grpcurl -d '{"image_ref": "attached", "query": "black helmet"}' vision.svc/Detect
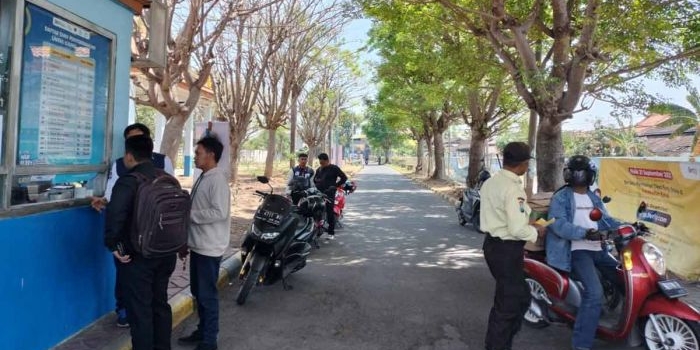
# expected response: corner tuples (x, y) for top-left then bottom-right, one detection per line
(563, 155), (596, 186)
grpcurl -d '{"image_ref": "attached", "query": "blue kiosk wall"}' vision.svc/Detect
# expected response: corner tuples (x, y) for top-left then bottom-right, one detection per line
(0, 0), (133, 348)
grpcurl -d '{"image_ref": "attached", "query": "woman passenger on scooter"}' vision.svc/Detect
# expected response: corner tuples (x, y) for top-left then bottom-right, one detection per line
(546, 155), (624, 350)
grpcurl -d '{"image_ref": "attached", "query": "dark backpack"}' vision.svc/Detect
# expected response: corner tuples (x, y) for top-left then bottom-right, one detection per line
(129, 170), (190, 258)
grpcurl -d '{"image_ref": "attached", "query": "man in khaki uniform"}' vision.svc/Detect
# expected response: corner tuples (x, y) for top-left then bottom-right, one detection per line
(480, 142), (547, 350)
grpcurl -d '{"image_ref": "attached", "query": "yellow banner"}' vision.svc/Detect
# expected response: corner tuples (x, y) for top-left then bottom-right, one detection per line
(599, 158), (700, 280)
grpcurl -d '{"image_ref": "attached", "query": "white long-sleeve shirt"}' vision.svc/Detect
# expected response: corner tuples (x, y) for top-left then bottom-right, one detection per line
(188, 166), (231, 257)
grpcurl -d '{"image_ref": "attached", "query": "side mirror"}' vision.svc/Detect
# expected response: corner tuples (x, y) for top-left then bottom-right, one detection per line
(256, 176), (269, 184)
(589, 207), (603, 222)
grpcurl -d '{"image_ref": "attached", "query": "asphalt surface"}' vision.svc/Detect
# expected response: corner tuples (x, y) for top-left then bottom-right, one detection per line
(171, 165), (637, 350)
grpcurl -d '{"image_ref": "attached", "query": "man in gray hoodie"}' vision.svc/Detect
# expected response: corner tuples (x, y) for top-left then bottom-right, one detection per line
(178, 136), (230, 350)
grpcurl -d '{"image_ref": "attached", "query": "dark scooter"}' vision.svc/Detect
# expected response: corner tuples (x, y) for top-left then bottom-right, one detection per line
(236, 176), (312, 305)
(456, 169), (490, 232)
(523, 204), (700, 349)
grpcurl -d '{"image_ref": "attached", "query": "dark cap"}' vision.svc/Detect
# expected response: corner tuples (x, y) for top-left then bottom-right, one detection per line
(503, 142), (534, 163)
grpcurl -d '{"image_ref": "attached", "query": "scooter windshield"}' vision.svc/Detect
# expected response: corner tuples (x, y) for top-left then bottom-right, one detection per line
(254, 194), (292, 227)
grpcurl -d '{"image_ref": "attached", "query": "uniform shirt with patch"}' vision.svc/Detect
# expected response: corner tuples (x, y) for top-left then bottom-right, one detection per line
(479, 169), (538, 243)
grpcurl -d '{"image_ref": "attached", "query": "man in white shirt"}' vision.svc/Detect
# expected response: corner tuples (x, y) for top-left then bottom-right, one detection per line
(480, 142), (546, 350)
(177, 136), (230, 350)
(90, 123), (174, 327)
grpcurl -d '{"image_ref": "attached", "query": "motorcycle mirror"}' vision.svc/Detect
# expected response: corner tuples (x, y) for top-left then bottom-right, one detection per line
(257, 176), (269, 184)
(602, 196), (611, 203)
(589, 207), (603, 222)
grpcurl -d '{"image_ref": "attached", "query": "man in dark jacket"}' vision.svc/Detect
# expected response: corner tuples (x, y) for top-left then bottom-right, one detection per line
(313, 153), (347, 239)
(104, 135), (177, 350)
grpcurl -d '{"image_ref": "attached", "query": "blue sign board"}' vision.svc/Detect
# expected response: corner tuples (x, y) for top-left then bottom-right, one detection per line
(17, 3), (111, 166)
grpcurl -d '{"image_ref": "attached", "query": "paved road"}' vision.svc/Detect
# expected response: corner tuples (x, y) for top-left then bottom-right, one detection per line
(171, 165), (635, 350)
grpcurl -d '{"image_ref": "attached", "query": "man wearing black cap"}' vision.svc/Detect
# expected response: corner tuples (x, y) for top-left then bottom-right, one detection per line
(480, 141), (547, 350)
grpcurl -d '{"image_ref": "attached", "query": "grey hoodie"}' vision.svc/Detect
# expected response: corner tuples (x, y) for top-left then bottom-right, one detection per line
(188, 167), (231, 257)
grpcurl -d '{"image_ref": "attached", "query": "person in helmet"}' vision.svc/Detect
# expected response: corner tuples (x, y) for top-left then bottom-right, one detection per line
(546, 155), (623, 350)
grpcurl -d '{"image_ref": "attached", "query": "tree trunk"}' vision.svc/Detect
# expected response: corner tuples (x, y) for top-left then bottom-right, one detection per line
(264, 128), (277, 178)
(536, 118), (564, 192)
(525, 109), (538, 196)
(384, 149), (390, 164)
(160, 114), (188, 163)
(415, 138), (424, 173)
(229, 140), (242, 186)
(692, 123), (700, 157)
(289, 96), (298, 168)
(467, 130), (487, 188)
(431, 131), (446, 180)
(426, 136), (434, 178)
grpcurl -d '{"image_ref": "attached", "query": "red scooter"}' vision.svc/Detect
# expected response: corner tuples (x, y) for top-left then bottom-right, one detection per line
(523, 207), (700, 349)
(333, 180), (356, 228)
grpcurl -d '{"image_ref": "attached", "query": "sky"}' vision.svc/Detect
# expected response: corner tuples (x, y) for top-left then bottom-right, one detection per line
(340, 18), (699, 132)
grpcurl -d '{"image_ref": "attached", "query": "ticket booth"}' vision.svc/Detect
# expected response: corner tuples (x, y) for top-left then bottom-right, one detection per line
(0, 0), (152, 348)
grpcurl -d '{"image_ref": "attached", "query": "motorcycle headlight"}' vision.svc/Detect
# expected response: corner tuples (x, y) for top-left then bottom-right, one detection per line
(251, 224), (280, 241)
(642, 242), (666, 276)
(261, 231), (280, 240)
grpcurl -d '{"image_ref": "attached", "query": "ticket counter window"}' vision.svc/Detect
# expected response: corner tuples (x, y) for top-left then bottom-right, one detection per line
(0, 0), (114, 213)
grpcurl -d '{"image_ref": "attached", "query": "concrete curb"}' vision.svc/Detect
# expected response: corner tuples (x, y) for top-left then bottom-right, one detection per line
(107, 252), (243, 350)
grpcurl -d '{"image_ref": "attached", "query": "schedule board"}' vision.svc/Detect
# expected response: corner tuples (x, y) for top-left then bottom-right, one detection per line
(16, 3), (111, 166)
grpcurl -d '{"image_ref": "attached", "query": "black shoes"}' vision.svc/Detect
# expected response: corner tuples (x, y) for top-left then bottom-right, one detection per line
(177, 330), (203, 344)
(194, 343), (218, 350)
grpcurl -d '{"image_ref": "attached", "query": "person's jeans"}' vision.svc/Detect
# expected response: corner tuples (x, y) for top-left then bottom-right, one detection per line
(190, 251), (222, 346)
(570, 250), (620, 349)
(120, 254), (177, 350)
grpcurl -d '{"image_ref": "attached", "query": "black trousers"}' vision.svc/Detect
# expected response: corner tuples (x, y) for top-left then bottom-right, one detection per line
(323, 188), (337, 234)
(483, 234), (531, 350)
(120, 254), (177, 350)
(114, 257), (124, 311)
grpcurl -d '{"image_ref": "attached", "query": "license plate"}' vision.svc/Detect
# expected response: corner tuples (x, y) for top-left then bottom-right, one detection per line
(255, 209), (282, 225)
(658, 279), (688, 299)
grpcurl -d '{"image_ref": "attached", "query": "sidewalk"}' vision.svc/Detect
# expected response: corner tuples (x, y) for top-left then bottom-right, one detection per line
(406, 172), (700, 311)
(53, 249), (241, 350)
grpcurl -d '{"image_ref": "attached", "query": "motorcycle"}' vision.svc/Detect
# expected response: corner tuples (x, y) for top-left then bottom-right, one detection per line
(456, 169), (490, 232)
(236, 176), (312, 305)
(523, 205), (700, 349)
(296, 187), (332, 248)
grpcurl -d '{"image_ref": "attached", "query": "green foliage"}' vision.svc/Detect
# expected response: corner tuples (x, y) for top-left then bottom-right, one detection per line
(648, 86), (700, 137)
(495, 116), (529, 151)
(564, 119), (648, 157)
(243, 129), (291, 156)
(364, 104), (403, 154)
(135, 105), (156, 134)
(335, 110), (363, 148)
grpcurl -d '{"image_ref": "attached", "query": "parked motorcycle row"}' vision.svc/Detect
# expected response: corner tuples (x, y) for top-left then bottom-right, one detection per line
(456, 174), (700, 349)
(235, 176), (356, 305)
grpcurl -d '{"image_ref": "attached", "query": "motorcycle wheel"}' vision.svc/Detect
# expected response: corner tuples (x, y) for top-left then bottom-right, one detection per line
(523, 277), (550, 329)
(642, 315), (700, 350)
(236, 252), (266, 305)
(471, 206), (483, 233)
(457, 199), (467, 226)
(312, 226), (322, 249)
